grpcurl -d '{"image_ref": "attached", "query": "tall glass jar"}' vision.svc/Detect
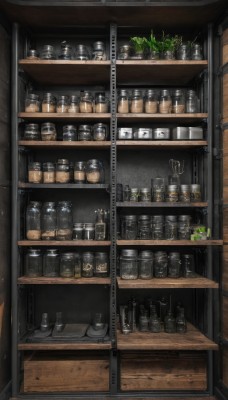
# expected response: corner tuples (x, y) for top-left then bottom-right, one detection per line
(172, 89), (185, 114)
(159, 89), (172, 114)
(152, 215), (164, 240)
(74, 161), (86, 183)
(149, 304), (162, 332)
(144, 89), (158, 114)
(41, 202), (56, 240)
(177, 43), (190, 60)
(68, 95), (79, 113)
(63, 125), (77, 141)
(25, 249), (42, 277)
(56, 201), (73, 240)
(138, 215), (152, 239)
(82, 252), (94, 277)
(94, 252), (109, 277)
(120, 249), (138, 279)
(176, 307), (187, 333)
(25, 93), (40, 112)
(57, 95), (69, 113)
(43, 162), (55, 184)
(95, 209), (106, 240)
(191, 43), (203, 60)
(121, 215), (137, 240)
(130, 188), (139, 202)
(92, 41), (106, 60)
(78, 125), (92, 141)
(154, 251), (168, 278)
(40, 45), (55, 60)
(43, 249), (60, 277)
(28, 162), (42, 183)
(186, 90), (198, 113)
(180, 184), (191, 203)
(24, 124), (40, 141)
(74, 253), (81, 278)
(56, 159), (70, 183)
(118, 89), (129, 113)
(26, 201), (41, 240)
(86, 159), (104, 184)
(168, 252), (181, 278)
(138, 250), (153, 279)
(42, 93), (56, 113)
(165, 215), (178, 240)
(182, 253), (196, 277)
(190, 184), (202, 202)
(93, 123), (108, 141)
(130, 89), (143, 113)
(95, 93), (109, 113)
(60, 252), (74, 278)
(41, 122), (57, 141)
(178, 215), (191, 240)
(79, 91), (93, 113)
(84, 223), (95, 240)
(152, 177), (165, 202)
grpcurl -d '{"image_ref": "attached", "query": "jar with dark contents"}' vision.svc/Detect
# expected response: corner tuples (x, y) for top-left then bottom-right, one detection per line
(84, 223), (95, 240)
(57, 95), (69, 113)
(43, 249), (60, 277)
(130, 188), (139, 202)
(79, 91), (93, 113)
(121, 215), (137, 240)
(28, 162), (42, 183)
(168, 252), (181, 278)
(180, 184), (191, 203)
(74, 161), (86, 183)
(43, 162), (55, 184)
(41, 122), (57, 141)
(82, 252), (94, 277)
(165, 216), (178, 240)
(25, 249), (42, 277)
(41, 202), (56, 240)
(182, 254), (196, 277)
(40, 45), (55, 60)
(56, 201), (73, 240)
(60, 253), (74, 278)
(42, 93), (56, 113)
(72, 223), (84, 240)
(93, 123), (108, 141)
(27, 49), (39, 60)
(154, 251), (168, 278)
(138, 250), (153, 279)
(138, 215), (152, 240)
(78, 125), (92, 141)
(63, 125), (77, 141)
(26, 201), (41, 240)
(94, 252), (109, 277)
(166, 185), (179, 202)
(120, 249), (138, 280)
(178, 215), (191, 240)
(56, 159), (70, 183)
(24, 123), (40, 141)
(68, 95), (79, 113)
(139, 188), (151, 202)
(74, 253), (81, 278)
(152, 215), (164, 240)
(190, 184), (201, 202)
(25, 93), (40, 113)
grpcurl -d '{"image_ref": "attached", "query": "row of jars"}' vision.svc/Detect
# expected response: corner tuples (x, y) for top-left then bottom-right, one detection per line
(25, 92), (109, 113)
(120, 214), (193, 240)
(120, 249), (195, 280)
(117, 89), (199, 114)
(28, 159), (104, 184)
(25, 249), (109, 278)
(27, 41), (107, 61)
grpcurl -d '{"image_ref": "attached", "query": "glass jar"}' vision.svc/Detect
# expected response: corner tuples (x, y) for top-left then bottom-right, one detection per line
(68, 95), (79, 113)
(40, 44), (55, 60)
(26, 201), (41, 240)
(74, 161), (86, 183)
(82, 252), (94, 277)
(58, 41), (73, 60)
(172, 89), (185, 114)
(180, 184), (191, 203)
(24, 123), (40, 141)
(95, 209), (106, 240)
(144, 89), (158, 114)
(159, 89), (172, 114)
(75, 44), (90, 60)
(176, 307), (187, 333)
(95, 93), (109, 113)
(168, 252), (181, 278)
(43, 249), (60, 277)
(25, 249), (42, 277)
(74, 253), (81, 278)
(43, 162), (55, 183)
(56, 201), (73, 240)
(84, 223), (95, 240)
(94, 252), (109, 277)
(25, 93), (40, 112)
(63, 125), (77, 141)
(139, 311), (149, 332)
(178, 215), (191, 240)
(182, 253), (196, 277)
(123, 185), (131, 202)
(42, 93), (56, 113)
(154, 251), (168, 278)
(78, 125), (92, 141)
(164, 311), (176, 333)
(73, 223), (84, 240)
(27, 49), (39, 60)
(120, 249), (138, 279)
(165, 215), (178, 240)
(138, 250), (153, 279)
(118, 44), (131, 60)
(121, 215), (137, 240)
(149, 305), (162, 332)
(60, 252), (74, 278)
(79, 91), (93, 113)
(138, 215), (152, 240)
(139, 188), (151, 202)
(166, 184), (179, 202)
(93, 123), (108, 141)
(162, 49), (175, 60)
(56, 159), (70, 183)
(41, 202), (56, 240)
(190, 184), (202, 202)
(130, 89), (143, 113)
(92, 41), (106, 60)
(191, 43), (203, 60)
(41, 122), (57, 141)
(86, 159), (104, 184)
(177, 43), (190, 60)
(152, 215), (164, 240)
(130, 188), (139, 202)
(57, 95), (69, 113)
(118, 89), (129, 113)
(152, 177), (165, 202)
(28, 162), (42, 183)
(186, 90), (198, 113)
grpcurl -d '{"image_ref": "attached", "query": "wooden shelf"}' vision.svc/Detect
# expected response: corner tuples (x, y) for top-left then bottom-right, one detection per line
(117, 276), (218, 289)
(116, 60), (208, 85)
(117, 323), (218, 351)
(116, 202), (208, 208)
(19, 59), (111, 86)
(117, 113), (207, 123)
(18, 276), (110, 285)
(18, 112), (111, 121)
(19, 140), (111, 149)
(116, 140), (207, 149)
(18, 183), (109, 190)
(18, 342), (111, 351)
(117, 240), (223, 246)
(18, 240), (111, 247)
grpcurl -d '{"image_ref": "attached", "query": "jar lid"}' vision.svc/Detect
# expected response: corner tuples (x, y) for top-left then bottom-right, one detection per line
(154, 251), (167, 257)
(57, 158), (69, 165)
(43, 92), (55, 100)
(169, 252), (180, 258)
(179, 42), (189, 49)
(122, 215), (137, 221)
(93, 41), (105, 51)
(173, 89), (183, 96)
(80, 91), (92, 98)
(43, 201), (55, 207)
(138, 250), (153, 258)
(187, 89), (196, 96)
(95, 92), (106, 101)
(82, 251), (94, 256)
(25, 123), (39, 129)
(121, 249), (138, 257)
(28, 161), (41, 168)
(61, 41), (72, 50)
(152, 215), (164, 222)
(27, 93), (39, 100)
(119, 89), (129, 97)
(42, 45), (54, 51)
(140, 188), (150, 193)
(73, 223), (84, 229)
(28, 49), (39, 57)
(69, 95), (78, 102)
(182, 254), (193, 259)
(160, 89), (170, 97)
(191, 184), (201, 190)
(119, 44), (131, 52)
(95, 252), (108, 257)
(180, 184), (190, 191)
(192, 43), (201, 48)
(167, 185), (179, 190)
(165, 215), (177, 222)
(45, 249), (59, 255)
(87, 159), (101, 165)
(57, 201), (72, 206)
(130, 188), (139, 193)
(132, 89), (142, 96)
(76, 44), (88, 51)
(27, 248), (41, 255)
(94, 123), (107, 129)
(178, 215), (191, 221)
(61, 252), (74, 258)
(41, 122), (56, 129)
(28, 201), (41, 207)
(84, 223), (95, 229)
(78, 125), (91, 131)
(63, 125), (76, 131)
(138, 215), (151, 220)
(145, 89), (157, 96)
(58, 95), (69, 101)
(74, 161), (86, 168)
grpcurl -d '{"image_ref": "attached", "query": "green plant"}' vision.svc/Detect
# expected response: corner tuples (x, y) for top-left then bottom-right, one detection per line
(145, 32), (159, 52)
(130, 36), (147, 53)
(158, 31), (182, 53)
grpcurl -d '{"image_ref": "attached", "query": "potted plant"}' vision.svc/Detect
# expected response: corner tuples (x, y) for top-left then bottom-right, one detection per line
(145, 32), (159, 60)
(158, 32), (182, 60)
(130, 36), (147, 59)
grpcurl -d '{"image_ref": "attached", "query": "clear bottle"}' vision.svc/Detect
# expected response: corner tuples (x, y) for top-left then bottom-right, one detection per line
(94, 252), (109, 277)
(121, 215), (138, 240)
(26, 201), (41, 240)
(120, 249), (138, 279)
(56, 201), (73, 240)
(72, 223), (84, 240)
(144, 89), (158, 114)
(25, 93), (40, 113)
(186, 90), (198, 113)
(190, 184), (202, 202)
(82, 252), (94, 277)
(180, 184), (191, 203)
(25, 249), (42, 277)
(40, 44), (55, 60)
(75, 44), (90, 60)
(165, 215), (178, 240)
(86, 159), (104, 184)
(177, 43), (190, 60)
(74, 253), (81, 278)
(164, 311), (176, 333)
(92, 41), (106, 60)
(178, 215), (191, 240)
(63, 125), (77, 141)
(57, 95), (69, 113)
(68, 95), (79, 113)
(138, 215), (152, 240)
(149, 304), (162, 332)
(84, 223), (95, 240)
(152, 215), (164, 240)
(176, 307), (187, 333)
(166, 184), (179, 203)
(168, 252), (181, 278)
(28, 162), (42, 183)
(191, 43), (203, 60)
(159, 89), (172, 114)
(41, 202), (56, 240)
(43, 249), (60, 277)
(95, 92), (109, 113)
(24, 123), (40, 141)
(118, 89), (129, 113)
(58, 41), (73, 60)
(130, 89), (143, 113)
(93, 123), (108, 141)
(152, 177), (165, 202)
(78, 125), (92, 141)
(41, 122), (57, 141)
(138, 250), (153, 279)
(43, 162), (55, 184)
(95, 209), (106, 240)
(79, 91), (93, 113)
(56, 159), (70, 183)
(74, 161), (86, 183)
(60, 252), (74, 278)
(154, 251), (168, 278)
(172, 89), (185, 114)
(42, 93), (56, 113)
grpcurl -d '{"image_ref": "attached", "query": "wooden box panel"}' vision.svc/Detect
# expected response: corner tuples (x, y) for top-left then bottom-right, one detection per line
(223, 296), (228, 341)
(223, 28), (228, 66)
(23, 352), (109, 392)
(223, 347), (228, 387)
(120, 351), (207, 391)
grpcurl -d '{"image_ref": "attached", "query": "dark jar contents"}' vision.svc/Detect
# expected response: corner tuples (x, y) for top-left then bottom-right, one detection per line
(94, 252), (109, 277)
(43, 249), (60, 277)
(176, 307), (187, 333)
(168, 252), (181, 278)
(41, 202), (56, 240)
(182, 254), (196, 277)
(166, 184), (179, 203)
(84, 223), (95, 240)
(138, 215), (151, 239)
(63, 125), (77, 141)
(24, 123), (40, 141)
(60, 253), (74, 278)
(74, 253), (81, 278)
(56, 159), (70, 183)
(72, 223), (84, 240)
(190, 184), (202, 202)
(92, 41), (106, 60)
(56, 201), (73, 240)
(78, 125), (92, 141)
(26, 201), (41, 240)
(152, 177), (165, 202)
(74, 161), (86, 183)
(25, 249), (42, 277)
(154, 251), (168, 278)
(28, 162), (42, 184)
(164, 311), (176, 333)
(121, 215), (137, 240)
(58, 41), (73, 60)
(41, 122), (57, 141)
(120, 249), (138, 280)
(43, 162), (55, 184)
(149, 304), (162, 332)
(82, 252), (94, 277)
(138, 250), (153, 279)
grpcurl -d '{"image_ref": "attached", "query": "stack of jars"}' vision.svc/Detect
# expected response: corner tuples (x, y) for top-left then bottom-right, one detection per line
(73, 209), (109, 241)
(25, 249), (109, 278)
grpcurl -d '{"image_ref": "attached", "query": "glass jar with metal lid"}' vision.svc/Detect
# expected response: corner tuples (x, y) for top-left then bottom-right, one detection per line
(191, 43), (203, 60)
(25, 93), (40, 113)
(178, 215), (191, 240)
(186, 90), (198, 113)
(182, 253), (196, 277)
(56, 159), (70, 183)
(130, 188), (139, 202)
(75, 44), (90, 60)
(74, 253), (81, 278)
(144, 89), (158, 114)
(58, 41), (73, 60)
(26, 201), (41, 240)
(63, 125), (77, 141)
(166, 184), (179, 202)
(159, 89), (172, 114)
(93, 123), (108, 141)
(190, 184), (201, 202)
(139, 188), (151, 202)
(121, 215), (137, 240)
(43, 249), (60, 277)
(28, 162), (42, 184)
(86, 159), (104, 184)
(130, 89), (143, 113)
(138, 250), (153, 279)
(138, 215), (152, 240)
(152, 215), (164, 240)
(154, 251), (168, 278)
(68, 95), (79, 113)
(79, 91), (93, 113)
(172, 89), (185, 114)
(180, 184), (191, 203)
(27, 49), (39, 60)
(24, 123), (40, 141)
(60, 252), (74, 278)
(95, 92), (109, 113)
(41, 122), (57, 141)
(73, 223), (84, 240)
(118, 89), (129, 113)
(56, 201), (73, 240)
(40, 44), (55, 60)
(168, 252), (181, 278)
(165, 215), (178, 240)
(92, 41), (106, 60)
(74, 161), (86, 183)
(118, 44), (131, 60)
(120, 249), (138, 279)
(57, 95), (69, 113)
(84, 223), (95, 240)
(152, 177), (165, 202)
(94, 252), (109, 277)
(177, 43), (190, 60)
(25, 249), (42, 277)
(82, 252), (94, 277)
(78, 125), (92, 141)
(42, 93), (56, 113)
(43, 162), (55, 184)
(41, 202), (56, 240)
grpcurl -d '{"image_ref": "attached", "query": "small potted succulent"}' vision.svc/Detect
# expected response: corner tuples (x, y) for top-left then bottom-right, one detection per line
(158, 32), (182, 60)
(145, 32), (159, 60)
(130, 36), (147, 59)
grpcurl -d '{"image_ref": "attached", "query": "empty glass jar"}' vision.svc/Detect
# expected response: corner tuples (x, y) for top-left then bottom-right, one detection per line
(191, 43), (203, 60)
(57, 95), (69, 113)
(25, 93), (40, 112)
(178, 215), (191, 240)
(138, 250), (153, 279)
(28, 162), (42, 184)
(41, 122), (57, 141)
(165, 216), (178, 240)
(120, 249), (138, 279)
(27, 49), (39, 60)
(26, 201), (41, 240)
(25, 249), (42, 277)
(43, 249), (60, 277)
(138, 215), (151, 239)
(121, 215), (137, 240)
(24, 124), (40, 141)
(56, 159), (70, 183)
(186, 90), (198, 113)
(177, 43), (190, 60)
(94, 252), (109, 277)
(75, 44), (90, 60)
(86, 159), (104, 184)
(82, 252), (94, 277)
(41, 202), (56, 240)
(92, 41), (106, 60)
(79, 91), (93, 113)
(73, 223), (84, 240)
(152, 215), (164, 240)
(95, 93), (109, 113)
(149, 305), (162, 332)
(63, 125), (77, 141)
(130, 89), (143, 113)
(60, 252), (74, 278)
(42, 93), (56, 113)
(152, 177), (165, 202)
(78, 125), (92, 141)
(41, 45), (55, 60)
(56, 201), (73, 240)
(154, 251), (168, 278)
(118, 89), (129, 113)
(168, 252), (181, 278)
(74, 161), (86, 183)
(182, 253), (196, 277)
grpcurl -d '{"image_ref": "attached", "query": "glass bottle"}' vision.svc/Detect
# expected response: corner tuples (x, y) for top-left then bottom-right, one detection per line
(82, 252), (94, 277)
(58, 41), (73, 60)
(186, 90), (198, 113)
(57, 95), (69, 113)
(93, 123), (108, 141)
(180, 184), (191, 203)
(75, 44), (90, 60)
(95, 209), (106, 240)
(177, 43), (190, 60)
(41, 202), (56, 240)
(144, 89), (158, 114)
(72, 223), (84, 240)
(178, 215), (191, 240)
(118, 44), (131, 60)
(191, 43), (203, 60)
(152, 177), (165, 202)
(168, 252), (181, 278)
(154, 251), (168, 278)
(74, 161), (86, 183)
(26, 201), (41, 240)
(41, 122), (57, 141)
(28, 162), (42, 184)
(120, 249), (138, 280)
(43, 249), (60, 277)
(27, 49), (39, 60)
(74, 253), (81, 278)
(84, 223), (95, 240)
(40, 44), (55, 60)
(152, 215), (164, 240)
(139, 188), (151, 202)
(159, 89), (172, 114)
(190, 184), (202, 202)
(123, 185), (131, 201)
(172, 89), (185, 114)
(92, 41), (106, 60)
(56, 201), (73, 240)
(139, 309), (149, 332)
(118, 89), (129, 113)
(164, 311), (176, 333)
(182, 253), (196, 277)
(130, 188), (139, 202)
(130, 89), (143, 113)
(56, 159), (70, 183)
(95, 92), (109, 113)
(138, 250), (153, 279)
(62, 125), (77, 141)
(60, 252), (74, 278)
(40, 313), (50, 332)
(86, 159), (104, 184)
(149, 304), (162, 332)
(78, 125), (92, 141)
(94, 252), (109, 277)
(43, 162), (55, 184)
(138, 215), (151, 239)
(25, 93), (40, 112)
(42, 93), (56, 113)
(68, 95), (79, 113)
(121, 215), (137, 240)
(24, 123), (40, 141)
(79, 91), (93, 113)
(25, 249), (42, 277)
(166, 184), (179, 203)
(176, 307), (187, 333)
(165, 215), (178, 240)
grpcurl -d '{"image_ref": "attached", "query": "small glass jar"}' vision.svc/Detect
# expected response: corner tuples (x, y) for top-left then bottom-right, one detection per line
(152, 215), (164, 240)
(139, 188), (151, 202)
(95, 209), (106, 241)
(60, 253), (74, 278)
(41, 202), (56, 240)
(92, 41), (106, 60)
(26, 201), (41, 240)
(177, 43), (190, 60)
(56, 201), (73, 240)
(138, 215), (152, 240)
(182, 253), (196, 277)
(118, 89), (129, 113)
(43, 249), (60, 277)
(130, 89), (143, 113)
(24, 124), (40, 141)
(191, 43), (203, 60)
(82, 252), (94, 277)
(162, 49), (175, 60)
(180, 184), (191, 203)
(57, 95), (69, 113)
(123, 185), (131, 202)
(84, 223), (95, 240)
(79, 91), (93, 113)
(138, 250), (153, 279)
(74, 253), (81, 278)
(28, 162), (42, 183)
(41, 122), (57, 141)
(73, 223), (84, 240)
(25, 93), (40, 113)
(118, 44), (131, 60)
(178, 215), (191, 240)
(40, 45), (55, 60)
(159, 89), (172, 114)
(172, 89), (185, 114)
(120, 249), (138, 279)
(27, 49), (39, 60)
(58, 41), (73, 60)
(42, 93), (56, 113)
(121, 215), (137, 240)
(176, 307), (187, 333)
(25, 249), (42, 277)
(63, 125), (77, 141)
(165, 216), (178, 240)
(95, 93), (109, 113)
(43, 162), (55, 183)
(94, 252), (109, 277)
(130, 188), (139, 202)
(56, 159), (70, 183)
(93, 123), (108, 141)
(168, 252), (181, 278)
(78, 125), (92, 141)
(144, 89), (158, 114)
(74, 161), (86, 183)
(68, 95), (79, 113)
(166, 184), (179, 202)
(75, 44), (90, 60)
(86, 159), (104, 184)
(186, 90), (198, 113)
(164, 311), (176, 333)
(152, 177), (165, 202)
(154, 251), (168, 278)
(190, 184), (202, 202)
(149, 305), (162, 332)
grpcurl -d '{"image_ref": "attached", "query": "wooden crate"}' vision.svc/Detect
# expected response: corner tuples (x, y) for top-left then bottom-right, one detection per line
(120, 351), (207, 391)
(23, 352), (109, 392)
